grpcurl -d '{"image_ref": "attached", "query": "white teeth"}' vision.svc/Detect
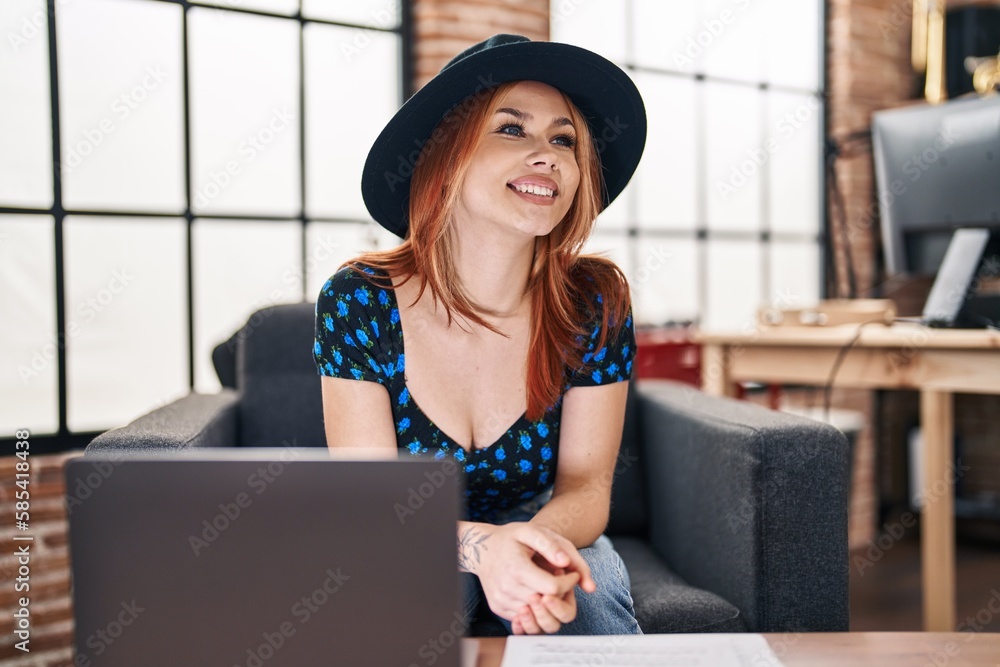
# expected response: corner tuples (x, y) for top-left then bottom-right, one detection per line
(512, 183), (554, 197)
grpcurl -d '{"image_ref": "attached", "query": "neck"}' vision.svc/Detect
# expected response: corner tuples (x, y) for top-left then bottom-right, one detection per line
(451, 220), (536, 320)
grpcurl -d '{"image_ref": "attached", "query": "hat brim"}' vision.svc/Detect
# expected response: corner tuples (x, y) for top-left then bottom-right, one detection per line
(361, 40), (647, 238)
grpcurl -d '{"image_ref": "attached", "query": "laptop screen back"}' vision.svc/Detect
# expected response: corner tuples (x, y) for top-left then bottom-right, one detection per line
(65, 449), (463, 667)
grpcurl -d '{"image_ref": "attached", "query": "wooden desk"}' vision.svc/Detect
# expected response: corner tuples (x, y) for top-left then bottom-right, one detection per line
(469, 632), (1000, 666)
(692, 323), (1000, 632)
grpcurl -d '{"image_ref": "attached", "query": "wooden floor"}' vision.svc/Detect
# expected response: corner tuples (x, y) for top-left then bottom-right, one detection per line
(850, 531), (1000, 632)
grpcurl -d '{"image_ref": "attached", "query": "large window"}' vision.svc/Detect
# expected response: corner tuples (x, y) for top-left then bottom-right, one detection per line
(552, 0), (825, 330)
(0, 0), (406, 447)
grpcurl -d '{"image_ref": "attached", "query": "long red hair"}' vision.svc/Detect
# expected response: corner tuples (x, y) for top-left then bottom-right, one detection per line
(339, 80), (632, 421)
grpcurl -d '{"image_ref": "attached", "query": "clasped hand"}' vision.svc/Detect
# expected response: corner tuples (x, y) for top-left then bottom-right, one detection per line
(477, 522), (596, 635)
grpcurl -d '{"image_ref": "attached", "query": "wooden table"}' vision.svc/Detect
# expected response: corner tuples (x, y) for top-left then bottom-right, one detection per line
(469, 632), (1000, 666)
(692, 323), (1000, 632)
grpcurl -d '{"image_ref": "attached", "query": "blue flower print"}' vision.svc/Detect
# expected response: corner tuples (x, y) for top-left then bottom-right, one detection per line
(397, 417), (410, 434)
(594, 346), (607, 362)
(397, 354), (405, 374)
(355, 288), (370, 306)
(536, 422), (549, 438)
(336, 301), (349, 317)
(591, 370), (603, 384)
(399, 386), (410, 406)
(495, 447), (506, 461)
(362, 266), (375, 275)
(370, 319), (379, 339)
(519, 460), (532, 474)
(519, 433), (532, 450)
(541, 446), (552, 461)
(367, 357), (380, 375)
(407, 440), (424, 455)
(622, 344), (629, 359)
(597, 293), (603, 303)
(324, 362), (334, 375)
(465, 464), (476, 473)
(325, 315), (335, 331)
(434, 450), (445, 460)
(333, 350), (343, 365)
(382, 362), (395, 377)
(351, 368), (362, 380)
(378, 290), (389, 306)
(626, 360), (633, 375)
(539, 471), (550, 485)
(493, 470), (507, 481)
(356, 329), (369, 346)
(344, 333), (356, 347)
(314, 341), (321, 356)
(607, 362), (619, 375)
(390, 308), (400, 324)
(454, 448), (466, 462)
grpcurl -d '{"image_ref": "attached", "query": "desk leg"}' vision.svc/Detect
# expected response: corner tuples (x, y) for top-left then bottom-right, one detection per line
(920, 389), (956, 632)
(701, 344), (737, 397)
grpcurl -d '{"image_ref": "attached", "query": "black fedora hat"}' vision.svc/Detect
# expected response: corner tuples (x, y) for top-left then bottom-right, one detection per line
(361, 33), (647, 238)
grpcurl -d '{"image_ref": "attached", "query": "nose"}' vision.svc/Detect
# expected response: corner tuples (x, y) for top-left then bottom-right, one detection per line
(527, 142), (560, 171)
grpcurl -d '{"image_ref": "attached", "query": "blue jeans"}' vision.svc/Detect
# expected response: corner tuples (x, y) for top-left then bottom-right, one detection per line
(461, 491), (642, 636)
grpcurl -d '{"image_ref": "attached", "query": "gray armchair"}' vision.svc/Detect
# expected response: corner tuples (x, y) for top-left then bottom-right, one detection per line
(87, 302), (850, 635)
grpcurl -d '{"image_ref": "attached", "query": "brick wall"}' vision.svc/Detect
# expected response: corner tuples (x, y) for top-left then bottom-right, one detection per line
(412, 0), (547, 89)
(1, 452), (81, 666)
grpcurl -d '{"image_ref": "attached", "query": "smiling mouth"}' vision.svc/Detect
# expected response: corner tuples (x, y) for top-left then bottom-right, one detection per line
(507, 183), (558, 198)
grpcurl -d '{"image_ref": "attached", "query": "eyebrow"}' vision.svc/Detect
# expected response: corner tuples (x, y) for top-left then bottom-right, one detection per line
(495, 107), (575, 129)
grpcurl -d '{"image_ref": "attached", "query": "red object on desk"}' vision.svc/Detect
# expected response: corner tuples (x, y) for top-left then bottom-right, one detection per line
(634, 326), (702, 387)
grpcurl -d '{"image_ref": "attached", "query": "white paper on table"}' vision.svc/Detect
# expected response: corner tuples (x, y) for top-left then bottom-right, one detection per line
(499, 633), (785, 666)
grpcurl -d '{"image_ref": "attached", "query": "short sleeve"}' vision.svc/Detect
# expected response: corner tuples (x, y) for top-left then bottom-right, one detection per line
(313, 266), (387, 385)
(567, 293), (637, 387)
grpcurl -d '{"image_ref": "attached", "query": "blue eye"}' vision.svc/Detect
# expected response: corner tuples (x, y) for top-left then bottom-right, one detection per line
(497, 122), (525, 136)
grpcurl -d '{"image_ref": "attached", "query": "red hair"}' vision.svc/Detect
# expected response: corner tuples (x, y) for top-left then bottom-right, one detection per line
(340, 80), (632, 421)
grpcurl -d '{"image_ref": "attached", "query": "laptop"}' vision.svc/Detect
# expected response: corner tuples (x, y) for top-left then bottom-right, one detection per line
(65, 448), (466, 667)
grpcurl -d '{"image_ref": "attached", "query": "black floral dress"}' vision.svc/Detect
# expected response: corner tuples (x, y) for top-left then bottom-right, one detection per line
(313, 263), (636, 523)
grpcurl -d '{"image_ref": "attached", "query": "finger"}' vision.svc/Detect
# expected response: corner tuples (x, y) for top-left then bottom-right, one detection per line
(559, 549), (596, 594)
(518, 562), (578, 598)
(512, 617), (523, 635)
(518, 525), (572, 570)
(528, 597), (563, 634)
(517, 606), (543, 635)
(541, 592), (577, 624)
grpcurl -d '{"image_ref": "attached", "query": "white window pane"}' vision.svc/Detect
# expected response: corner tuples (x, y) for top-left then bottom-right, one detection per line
(550, 0), (626, 65)
(57, 0), (185, 213)
(303, 0), (400, 29)
(193, 220), (302, 393)
(767, 91), (822, 235)
(705, 81), (762, 233)
(305, 24), (398, 220)
(769, 240), (821, 309)
(193, 0), (298, 16)
(596, 178), (631, 231)
(189, 8), (300, 216)
(632, 237), (698, 327)
(765, 0), (822, 90)
(705, 239), (762, 330)
(64, 216), (188, 432)
(634, 73), (697, 230)
(0, 1), (53, 209)
(630, 0), (698, 72)
(699, 0), (765, 83)
(0, 215), (58, 434)
(305, 222), (379, 299)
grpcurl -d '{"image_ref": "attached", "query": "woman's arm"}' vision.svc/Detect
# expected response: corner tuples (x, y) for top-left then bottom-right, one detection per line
(319, 376), (398, 452)
(529, 381), (630, 549)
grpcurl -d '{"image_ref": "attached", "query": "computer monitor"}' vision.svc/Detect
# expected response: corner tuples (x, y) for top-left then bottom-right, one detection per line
(871, 93), (1000, 277)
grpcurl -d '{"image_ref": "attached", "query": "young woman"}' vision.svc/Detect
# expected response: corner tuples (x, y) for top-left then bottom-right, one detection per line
(313, 34), (647, 636)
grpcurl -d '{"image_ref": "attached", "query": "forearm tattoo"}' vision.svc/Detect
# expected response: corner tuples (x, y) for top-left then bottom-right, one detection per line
(458, 526), (490, 572)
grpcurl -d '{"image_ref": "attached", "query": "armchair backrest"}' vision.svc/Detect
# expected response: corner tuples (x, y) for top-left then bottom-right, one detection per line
(235, 302), (327, 448)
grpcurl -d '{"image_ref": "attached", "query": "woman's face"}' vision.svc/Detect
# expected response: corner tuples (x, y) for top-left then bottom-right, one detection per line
(455, 80), (582, 239)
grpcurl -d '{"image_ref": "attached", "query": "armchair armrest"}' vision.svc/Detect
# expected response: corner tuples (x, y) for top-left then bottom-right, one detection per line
(86, 390), (242, 453)
(636, 380), (849, 632)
